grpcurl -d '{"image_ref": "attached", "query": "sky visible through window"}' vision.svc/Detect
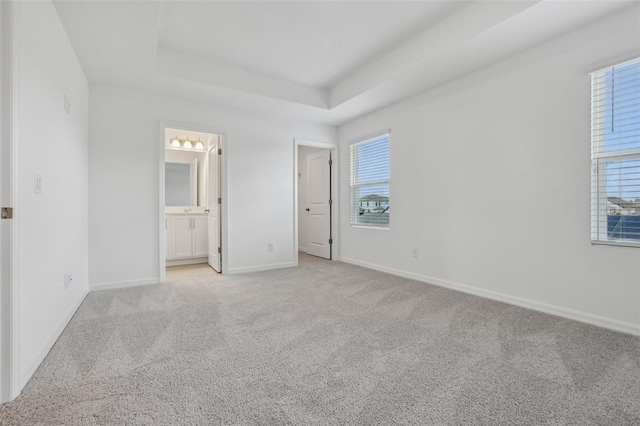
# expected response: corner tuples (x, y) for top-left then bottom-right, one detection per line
(355, 138), (389, 200)
(605, 61), (640, 201)
(353, 135), (389, 186)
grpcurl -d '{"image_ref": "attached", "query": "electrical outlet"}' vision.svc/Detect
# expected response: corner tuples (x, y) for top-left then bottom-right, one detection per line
(268, 242), (274, 252)
(64, 273), (73, 289)
(412, 248), (419, 258)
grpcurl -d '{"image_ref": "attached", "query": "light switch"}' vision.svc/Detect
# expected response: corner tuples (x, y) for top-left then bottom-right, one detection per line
(34, 174), (43, 194)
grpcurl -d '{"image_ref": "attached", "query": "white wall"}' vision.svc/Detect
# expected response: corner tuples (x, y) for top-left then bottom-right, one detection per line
(297, 145), (325, 251)
(89, 86), (336, 285)
(338, 7), (640, 334)
(17, 1), (89, 387)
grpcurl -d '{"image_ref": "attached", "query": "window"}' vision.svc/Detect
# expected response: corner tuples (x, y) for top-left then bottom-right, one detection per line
(591, 58), (640, 246)
(350, 132), (390, 228)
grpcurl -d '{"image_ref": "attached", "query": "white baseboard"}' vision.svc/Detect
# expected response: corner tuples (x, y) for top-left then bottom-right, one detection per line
(90, 277), (159, 291)
(339, 256), (640, 337)
(166, 257), (207, 267)
(298, 247), (308, 253)
(20, 285), (90, 387)
(228, 261), (297, 275)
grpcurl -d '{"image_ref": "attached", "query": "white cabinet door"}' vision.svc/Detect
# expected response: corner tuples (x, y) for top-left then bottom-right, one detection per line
(192, 216), (208, 257)
(172, 216), (193, 258)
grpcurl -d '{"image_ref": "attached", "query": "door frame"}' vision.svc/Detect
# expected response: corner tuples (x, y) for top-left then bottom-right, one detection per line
(158, 120), (228, 281)
(293, 138), (339, 265)
(0, 0), (21, 402)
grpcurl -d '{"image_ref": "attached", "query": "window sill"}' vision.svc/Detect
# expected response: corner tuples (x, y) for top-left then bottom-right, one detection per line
(351, 225), (389, 230)
(591, 240), (640, 248)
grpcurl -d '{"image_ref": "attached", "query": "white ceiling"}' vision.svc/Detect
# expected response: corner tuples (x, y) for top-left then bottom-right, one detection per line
(157, 1), (459, 88)
(53, 1), (637, 126)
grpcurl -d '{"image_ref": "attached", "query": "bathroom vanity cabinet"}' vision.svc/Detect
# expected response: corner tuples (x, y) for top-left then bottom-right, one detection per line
(165, 213), (208, 262)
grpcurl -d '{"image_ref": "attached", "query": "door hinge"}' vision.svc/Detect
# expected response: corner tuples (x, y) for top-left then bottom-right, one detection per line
(218, 148), (222, 155)
(1, 207), (13, 219)
(218, 197), (222, 204)
(329, 159), (333, 166)
(329, 199), (333, 206)
(329, 238), (333, 244)
(218, 247), (221, 254)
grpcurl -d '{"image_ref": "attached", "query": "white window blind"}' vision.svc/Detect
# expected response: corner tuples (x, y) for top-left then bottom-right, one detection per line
(350, 132), (390, 228)
(591, 57), (640, 246)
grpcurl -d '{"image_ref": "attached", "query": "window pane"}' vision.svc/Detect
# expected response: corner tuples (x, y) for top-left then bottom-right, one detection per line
(603, 61), (640, 153)
(350, 133), (390, 228)
(352, 135), (389, 185)
(605, 159), (640, 241)
(354, 185), (389, 227)
(592, 58), (640, 245)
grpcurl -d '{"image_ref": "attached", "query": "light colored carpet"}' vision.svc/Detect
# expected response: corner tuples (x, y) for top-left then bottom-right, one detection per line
(1, 253), (639, 425)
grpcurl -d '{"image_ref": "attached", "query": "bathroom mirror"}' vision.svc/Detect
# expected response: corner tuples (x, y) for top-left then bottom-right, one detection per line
(165, 161), (196, 206)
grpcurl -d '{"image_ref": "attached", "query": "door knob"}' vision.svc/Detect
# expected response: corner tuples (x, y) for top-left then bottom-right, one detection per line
(305, 208), (310, 212)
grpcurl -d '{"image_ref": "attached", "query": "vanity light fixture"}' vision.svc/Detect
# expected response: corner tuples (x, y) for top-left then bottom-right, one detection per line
(169, 136), (206, 150)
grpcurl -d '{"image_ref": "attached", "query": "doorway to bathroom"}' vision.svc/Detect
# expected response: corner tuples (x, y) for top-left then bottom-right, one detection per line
(159, 123), (226, 281)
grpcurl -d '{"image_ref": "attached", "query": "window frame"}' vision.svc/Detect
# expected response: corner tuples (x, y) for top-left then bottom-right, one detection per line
(349, 131), (391, 230)
(591, 57), (640, 248)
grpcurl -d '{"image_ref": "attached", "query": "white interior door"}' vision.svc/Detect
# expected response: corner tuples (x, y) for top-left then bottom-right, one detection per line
(207, 142), (221, 272)
(306, 150), (331, 259)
